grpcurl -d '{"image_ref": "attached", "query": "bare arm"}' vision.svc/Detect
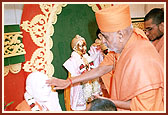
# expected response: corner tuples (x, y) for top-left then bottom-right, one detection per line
(94, 95), (131, 110)
(112, 100), (131, 110)
(46, 65), (113, 90)
(71, 65), (113, 84)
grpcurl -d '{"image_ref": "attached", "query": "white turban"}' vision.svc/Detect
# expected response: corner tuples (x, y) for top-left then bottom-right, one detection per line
(25, 71), (50, 102)
(24, 71), (62, 111)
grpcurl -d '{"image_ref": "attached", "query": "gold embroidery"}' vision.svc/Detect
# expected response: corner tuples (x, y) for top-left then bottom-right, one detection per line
(4, 32), (26, 58)
(88, 4), (112, 12)
(4, 66), (9, 76)
(4, 63), (22, 76)
(21, 4), (66, 77)
(132, 22), (144, 30)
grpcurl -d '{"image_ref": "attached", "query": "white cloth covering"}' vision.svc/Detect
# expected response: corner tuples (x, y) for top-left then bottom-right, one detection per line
(88, 45), (104, 67)
(24, 71), (62, 111)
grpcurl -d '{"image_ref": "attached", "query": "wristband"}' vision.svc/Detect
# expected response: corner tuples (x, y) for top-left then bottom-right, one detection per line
(68, 78), (72, 85)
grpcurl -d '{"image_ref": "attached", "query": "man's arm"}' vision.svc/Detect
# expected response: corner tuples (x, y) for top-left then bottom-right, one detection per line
(71, 65), (113, 84)
(46, 65), (113, 90)
(94, 95), (131, 110)
(112, 100), (131, 110)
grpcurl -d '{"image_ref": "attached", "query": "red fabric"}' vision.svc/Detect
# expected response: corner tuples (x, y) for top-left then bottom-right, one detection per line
(4, 4), (42, 111)
(20, 4), (43, 61)
(96, 4), (102, 10)
(4, 70), (28, 111)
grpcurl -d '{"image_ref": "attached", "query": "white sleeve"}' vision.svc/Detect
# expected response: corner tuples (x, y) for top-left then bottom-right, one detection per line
(63, 57), (79, 76)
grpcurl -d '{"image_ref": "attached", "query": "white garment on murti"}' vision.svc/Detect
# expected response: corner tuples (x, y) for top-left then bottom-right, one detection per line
(88, 45), (104, 68)
(63, 51), (97, 110)
(63, 51), (86, 110)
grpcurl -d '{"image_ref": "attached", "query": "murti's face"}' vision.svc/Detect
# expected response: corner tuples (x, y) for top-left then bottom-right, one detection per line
(76, 40), (87, 55)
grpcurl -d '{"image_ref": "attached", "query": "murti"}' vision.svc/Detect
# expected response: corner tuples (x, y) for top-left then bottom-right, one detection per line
(72, 35), (102, 102)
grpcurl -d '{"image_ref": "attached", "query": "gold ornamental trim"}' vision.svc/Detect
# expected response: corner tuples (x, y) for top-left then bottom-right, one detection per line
(88, 4), (113, 12)
(21, 4), (67, 77)
(4, 32), (26, 58)
(132, 22), (144, 30)
(4, 63), (22, 76)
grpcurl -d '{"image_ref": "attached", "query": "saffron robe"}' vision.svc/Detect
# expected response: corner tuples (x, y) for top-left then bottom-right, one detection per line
(100, 52), (120, 96)
(100, 28), (164, 111)
(15, 100), (43, 111)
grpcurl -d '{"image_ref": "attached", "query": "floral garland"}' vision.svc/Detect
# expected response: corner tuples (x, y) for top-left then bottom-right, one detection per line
(79, 61), (94, 74)
(79, 55), (102, 102)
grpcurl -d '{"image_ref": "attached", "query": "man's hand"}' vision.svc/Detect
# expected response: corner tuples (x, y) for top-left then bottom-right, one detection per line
(93, 95), (131, 110)
(46, 77), (70, 90)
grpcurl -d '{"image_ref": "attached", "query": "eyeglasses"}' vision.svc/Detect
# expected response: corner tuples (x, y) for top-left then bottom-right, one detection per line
(144, 24), (158, 33)
(100, 32), (109, 41)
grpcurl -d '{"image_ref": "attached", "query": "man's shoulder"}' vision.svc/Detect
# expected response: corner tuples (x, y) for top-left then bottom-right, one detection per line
(125, 38), (159, 61)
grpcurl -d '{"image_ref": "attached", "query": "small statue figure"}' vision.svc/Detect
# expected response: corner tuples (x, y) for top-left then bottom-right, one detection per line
(63, 35), (102, 111)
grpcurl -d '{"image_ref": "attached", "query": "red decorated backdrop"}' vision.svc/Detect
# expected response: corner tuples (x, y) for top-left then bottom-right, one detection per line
(4, 4), (43, 111)
(4, 4), (114, 111)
